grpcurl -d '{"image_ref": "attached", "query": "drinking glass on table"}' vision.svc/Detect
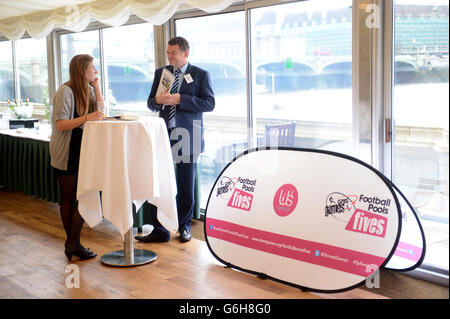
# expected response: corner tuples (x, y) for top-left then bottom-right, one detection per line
(97, 101), (108, 117)
(33, 121), (40, 133)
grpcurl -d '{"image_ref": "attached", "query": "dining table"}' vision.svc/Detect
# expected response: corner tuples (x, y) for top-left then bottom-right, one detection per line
(77, 116), (178, 266)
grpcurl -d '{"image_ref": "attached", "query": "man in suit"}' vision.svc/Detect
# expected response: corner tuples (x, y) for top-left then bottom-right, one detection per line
(136, 36), (215, 243)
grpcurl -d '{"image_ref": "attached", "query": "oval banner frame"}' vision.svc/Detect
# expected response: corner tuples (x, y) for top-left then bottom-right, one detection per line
(204, 147), (402, 293)
(384, 182), (426, 272)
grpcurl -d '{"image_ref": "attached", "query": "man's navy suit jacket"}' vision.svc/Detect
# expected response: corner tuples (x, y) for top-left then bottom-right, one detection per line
(147, 63), (215, 156)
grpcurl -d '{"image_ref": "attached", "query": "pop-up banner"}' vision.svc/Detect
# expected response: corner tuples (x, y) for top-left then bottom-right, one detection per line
(384, 183), (426, 271)
(205, 148), (402, 293)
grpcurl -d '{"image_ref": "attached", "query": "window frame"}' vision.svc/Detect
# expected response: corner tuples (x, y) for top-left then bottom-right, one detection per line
(382, 0), (449, 284)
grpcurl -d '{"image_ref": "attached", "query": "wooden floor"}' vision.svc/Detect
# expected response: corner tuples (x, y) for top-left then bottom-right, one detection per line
(0, 188), (388, 299)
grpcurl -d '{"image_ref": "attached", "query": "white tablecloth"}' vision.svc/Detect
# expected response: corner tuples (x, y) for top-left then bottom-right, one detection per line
(77, 117), (178, 237)
(0, 124), (52, 142)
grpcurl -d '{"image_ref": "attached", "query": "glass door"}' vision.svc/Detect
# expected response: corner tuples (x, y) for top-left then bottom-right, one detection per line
(251, 0), (353, 155)
(102, 23), (155, 114)
(392, 0), (449, 271)
(175, 12), (247, 209)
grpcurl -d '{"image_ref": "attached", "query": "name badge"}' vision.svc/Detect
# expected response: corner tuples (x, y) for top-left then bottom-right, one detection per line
(184, 74), (194, 84)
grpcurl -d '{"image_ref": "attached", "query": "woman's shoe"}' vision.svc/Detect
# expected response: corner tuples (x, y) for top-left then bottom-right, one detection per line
(65, 246), (97, 261)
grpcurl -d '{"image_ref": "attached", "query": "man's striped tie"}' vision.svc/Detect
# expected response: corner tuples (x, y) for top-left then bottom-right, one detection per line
(168, 69), (181, 124)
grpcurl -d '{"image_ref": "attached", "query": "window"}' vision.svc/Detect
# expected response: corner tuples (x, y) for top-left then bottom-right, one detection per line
(102, 23), (154, 112)
(59, 24), (155, 114)
(60, 30), (100, 85)
(392, 1), (449, 271)
(0, 41), (14, 102)
(251, 0), (353, 155)
(15, 37), (48, 104)
(174, 1), (353, 211)
(175, 12), (247, 208)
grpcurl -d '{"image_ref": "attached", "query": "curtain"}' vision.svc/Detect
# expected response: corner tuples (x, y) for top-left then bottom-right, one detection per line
(0, 133), (60, 203)
(0, 0), (236, 40)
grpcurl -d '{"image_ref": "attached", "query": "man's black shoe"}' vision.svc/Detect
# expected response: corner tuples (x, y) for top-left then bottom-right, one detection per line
(135, 230), (170, 243)
(179, 229), (191, 242)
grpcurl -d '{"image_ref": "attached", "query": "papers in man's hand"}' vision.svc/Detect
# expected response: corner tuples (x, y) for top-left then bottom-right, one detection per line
(156, 68), (175, 97)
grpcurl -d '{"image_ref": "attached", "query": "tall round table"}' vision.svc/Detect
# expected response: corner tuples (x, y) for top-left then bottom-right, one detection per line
(77, 117), (178, 266)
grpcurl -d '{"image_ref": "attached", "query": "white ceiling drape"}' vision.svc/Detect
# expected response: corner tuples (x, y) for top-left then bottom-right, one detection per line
(0, 0), (236, 40)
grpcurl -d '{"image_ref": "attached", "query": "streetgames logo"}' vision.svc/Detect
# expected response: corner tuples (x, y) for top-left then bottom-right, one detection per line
(324, 192), (358, 222)
(216, 176), (236, 200)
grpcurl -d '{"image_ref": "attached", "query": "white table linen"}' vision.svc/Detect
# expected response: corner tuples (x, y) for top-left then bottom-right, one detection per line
(77, 117), (178, 237)
(0, 124), (52, 142)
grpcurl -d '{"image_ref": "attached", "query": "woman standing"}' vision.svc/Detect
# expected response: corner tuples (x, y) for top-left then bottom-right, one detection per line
(50, 54), (104, 261)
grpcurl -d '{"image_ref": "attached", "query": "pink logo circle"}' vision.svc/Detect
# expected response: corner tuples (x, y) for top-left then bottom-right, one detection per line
(273, 184), (299, 217)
